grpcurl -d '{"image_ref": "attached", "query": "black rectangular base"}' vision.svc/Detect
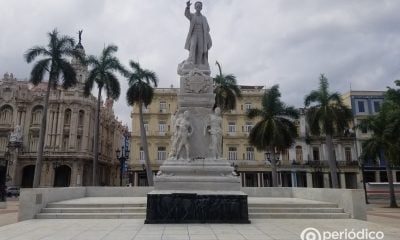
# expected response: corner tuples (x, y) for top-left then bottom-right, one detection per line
(145, 192), (250, 224)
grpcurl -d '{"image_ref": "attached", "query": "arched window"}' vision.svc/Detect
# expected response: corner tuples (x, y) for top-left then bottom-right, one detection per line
(31, 106), (43, 125)
(295, 146), (303, 163)
(64, 109), (71, 126)
(78, 110), (84, 127)
(0, 105), (13, 124)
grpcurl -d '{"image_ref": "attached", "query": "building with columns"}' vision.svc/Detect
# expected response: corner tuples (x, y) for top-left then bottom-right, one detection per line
(0, 44), (126, 188)
(129, 86), (363, 189)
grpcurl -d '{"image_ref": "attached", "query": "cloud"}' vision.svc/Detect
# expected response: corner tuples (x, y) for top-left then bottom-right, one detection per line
(1, 0), (400, 128)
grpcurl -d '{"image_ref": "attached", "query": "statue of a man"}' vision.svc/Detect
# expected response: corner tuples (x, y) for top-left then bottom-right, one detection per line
(205, 107), (222, 158)
(169, 112), (184, 159)
(78, 30), (83, 44)
(176, 111), (193, 159)
(184, 1), (212, 66)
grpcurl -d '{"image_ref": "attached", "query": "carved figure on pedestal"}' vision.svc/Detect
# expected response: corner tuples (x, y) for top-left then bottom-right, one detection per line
(205, 107), (222, 158)
(9, 125), (22, 143)
(176, 111), (193, 160)
(169, 112), (184, 159)
(184, 1), (212, 66)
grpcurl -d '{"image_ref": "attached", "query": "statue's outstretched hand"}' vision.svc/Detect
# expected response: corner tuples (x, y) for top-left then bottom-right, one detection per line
(186, 1), (191, 7)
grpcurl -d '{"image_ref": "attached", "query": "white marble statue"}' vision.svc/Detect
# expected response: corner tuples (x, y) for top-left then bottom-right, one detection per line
(169, 112), (184, 159)
(184, 1), (212, 66)
(9, 125), (22, 143)
(205, 107), (222, 158)
(176, 111), (193, 159)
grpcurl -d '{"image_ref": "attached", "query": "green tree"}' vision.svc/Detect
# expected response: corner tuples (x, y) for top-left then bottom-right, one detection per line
(24, 29), (84, 188)
(84, 45), (125, 186)
(360, 112), (398, 208)
(126, 61), (158, 186)
(247, 85), (299, 187)
(361, 80), (400, 208)
(304, 74), (353, 188)
(213, 61), (242, 111)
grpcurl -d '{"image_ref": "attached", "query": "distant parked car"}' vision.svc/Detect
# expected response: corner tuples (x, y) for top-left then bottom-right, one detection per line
(6, 186), (20, 197)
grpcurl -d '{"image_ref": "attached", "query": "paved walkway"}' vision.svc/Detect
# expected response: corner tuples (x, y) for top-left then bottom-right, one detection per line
(0, 218), (399, 240)
(1, 198), (400, 239)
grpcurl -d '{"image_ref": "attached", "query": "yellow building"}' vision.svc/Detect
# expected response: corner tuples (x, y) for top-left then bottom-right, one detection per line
(130, 86), (362, 188)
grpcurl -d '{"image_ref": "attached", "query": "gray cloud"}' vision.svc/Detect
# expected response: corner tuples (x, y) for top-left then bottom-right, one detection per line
(1, 0), (400, 128)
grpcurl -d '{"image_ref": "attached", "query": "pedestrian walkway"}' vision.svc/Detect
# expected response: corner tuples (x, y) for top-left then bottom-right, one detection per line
(0, 218), (399, 240)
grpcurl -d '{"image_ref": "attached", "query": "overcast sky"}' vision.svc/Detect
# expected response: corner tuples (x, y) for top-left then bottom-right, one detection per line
(1, 0), (400, 128)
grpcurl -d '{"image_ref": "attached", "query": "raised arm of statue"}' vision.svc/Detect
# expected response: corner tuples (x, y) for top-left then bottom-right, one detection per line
(185, 1), (192, 20)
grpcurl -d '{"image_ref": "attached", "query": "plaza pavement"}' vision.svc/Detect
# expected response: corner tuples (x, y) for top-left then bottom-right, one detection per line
(0, 198), (400, 240)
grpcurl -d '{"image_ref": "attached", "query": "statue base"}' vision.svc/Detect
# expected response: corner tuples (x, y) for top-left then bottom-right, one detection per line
(145, 190), (250, 224)
(154, 158), (240, 191)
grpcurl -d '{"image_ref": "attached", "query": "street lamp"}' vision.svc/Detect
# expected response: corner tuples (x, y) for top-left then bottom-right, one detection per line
(0, 151), (12, 202)
(116, 146), (130, 187)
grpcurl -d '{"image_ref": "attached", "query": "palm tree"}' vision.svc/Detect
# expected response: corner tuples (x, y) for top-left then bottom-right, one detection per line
(84, 45), (125, 186)
(213, 61), (242, 112)
(247, 85), (299, 187)
(126, 61), (158, 186)
(24, 29), (84, 188)
(304, 74), (353, 188)
(360, 112), (398, 208)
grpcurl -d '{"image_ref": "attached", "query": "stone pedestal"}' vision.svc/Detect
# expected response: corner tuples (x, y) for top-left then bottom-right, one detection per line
(145, 63), (249, 224)
(145, 190), (249, 224)
(155, 158), (241, 191)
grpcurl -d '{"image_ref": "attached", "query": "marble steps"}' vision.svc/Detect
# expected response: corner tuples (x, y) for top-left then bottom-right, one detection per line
(249, 212), (350, 219)
(36, 213), (145, 219)
(248, 207), (344, 213)
(37, 199), (349, 219)
(41, 207), (146, 214)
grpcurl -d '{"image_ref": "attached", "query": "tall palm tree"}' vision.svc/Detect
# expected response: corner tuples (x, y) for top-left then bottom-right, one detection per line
(126, 61), (158, 186)
(304, 74), (353, 188)
(84, 45), (125, 186)
(360, 111), (398, 208)
(247, 85), (299, 187)
(213, 61), (242, 112)
(24, 29), (84, 188)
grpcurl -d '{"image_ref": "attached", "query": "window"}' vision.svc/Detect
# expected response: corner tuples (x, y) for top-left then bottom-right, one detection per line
(62, 134), (69, 151)
(244, 103), (252, 110)
(295, 146), (303, 162)
(312, 147), (320, 161)
(373, 101), (381, 113)
(159, 101), (167, 112)
(78, 110), (84, 127)
(0, 105), (13, 124)
(31, 106), (43, 125)
(139, 147), (144, 161)
(64, 109), (72, 126)
(228, 122), (236, 132)
(159, 121), (166, 133)
(29, 136), (39, 152)
(142, 104), (149, 113)
(157, 147), (166, 160)
(345, 147), (352, 162)
(245, 122), (253, 132)
(143, 121), (149, 132)
(357, 101), (365, 113)
(228, 147), (237, 160)
(246, 147), (254, 160)
(76, 135), (82, 151)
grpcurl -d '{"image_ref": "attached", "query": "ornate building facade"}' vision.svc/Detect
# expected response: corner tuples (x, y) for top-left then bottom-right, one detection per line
(130, 86), (363, 189)
(0, 46), (126, 187)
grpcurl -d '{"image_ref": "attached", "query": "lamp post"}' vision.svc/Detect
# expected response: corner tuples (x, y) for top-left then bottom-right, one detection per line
(116, 146), (129, 187)
(0, 151), (12, 202)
